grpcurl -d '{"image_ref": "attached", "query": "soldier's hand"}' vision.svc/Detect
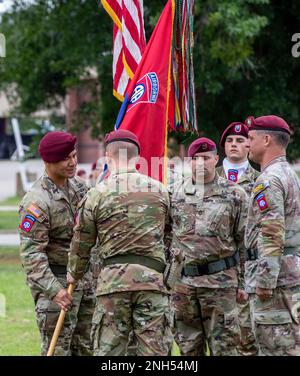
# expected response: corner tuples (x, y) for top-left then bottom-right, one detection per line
(67, 272), (76, 285)
(236, 289), (248, 303)
(256, 287), (273, 301)
(53, 288), (73, 311)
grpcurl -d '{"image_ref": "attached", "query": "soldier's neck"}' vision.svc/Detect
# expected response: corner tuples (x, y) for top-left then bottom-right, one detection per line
(204, 171), (216, 185)
(261, 151), (286, 170)
(46, 170), (68, 189)
(111, 161), (136, 172)
(226, 156), (248, 165)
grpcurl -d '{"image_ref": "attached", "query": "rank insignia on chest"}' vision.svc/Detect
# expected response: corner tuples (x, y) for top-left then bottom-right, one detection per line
(27, 204), (43, 219)
(255, 193), (269, 212)
(228, 169), (238, 183)
(20, 214), (36, 232)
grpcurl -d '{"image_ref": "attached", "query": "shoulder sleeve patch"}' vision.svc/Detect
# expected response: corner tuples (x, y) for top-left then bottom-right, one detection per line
(20, 214), (36, 232)
(26, 204), (44, 219)
(255, 193), (269, 212)
(252, 182), (270, 196)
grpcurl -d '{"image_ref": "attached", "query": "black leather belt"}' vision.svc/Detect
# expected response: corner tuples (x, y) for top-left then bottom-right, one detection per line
(49, 264), (67, 275)
(182, 252), (239, 277)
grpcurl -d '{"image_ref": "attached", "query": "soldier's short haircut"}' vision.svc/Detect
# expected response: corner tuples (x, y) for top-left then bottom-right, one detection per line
(192, 150), (217, 158)
(106, 141), (139, 160)
(257, 130), (290, 148)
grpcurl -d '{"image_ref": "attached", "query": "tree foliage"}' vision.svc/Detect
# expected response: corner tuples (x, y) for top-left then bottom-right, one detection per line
(0, 0), (299, 158)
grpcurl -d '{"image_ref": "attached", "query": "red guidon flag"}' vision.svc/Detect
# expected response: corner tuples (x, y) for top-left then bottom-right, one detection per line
(115, 0), (175, 183)
(101, 0), (146, 101)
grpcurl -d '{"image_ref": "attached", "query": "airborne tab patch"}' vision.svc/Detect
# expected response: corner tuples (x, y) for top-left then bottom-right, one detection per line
(27, 204), (43, 219)
(255, 193), (269, 212)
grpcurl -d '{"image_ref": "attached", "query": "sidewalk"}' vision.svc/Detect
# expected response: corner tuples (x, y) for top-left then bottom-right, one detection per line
(0, 160), (44, 201)
(0, 206), (18, 212)
(0, 159), (91, 202)
(0, 233), (19, 246)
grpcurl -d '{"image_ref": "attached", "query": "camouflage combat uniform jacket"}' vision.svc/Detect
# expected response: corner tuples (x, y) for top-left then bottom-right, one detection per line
(68, 168), (172, 296)
(245, 156), (300, 293)
(216, 162), (260, 196)
(217, 162), (260, 356)
(19, 174), (89, 300)
(19, 174), (96, 356)
(171, 174), (248, 291)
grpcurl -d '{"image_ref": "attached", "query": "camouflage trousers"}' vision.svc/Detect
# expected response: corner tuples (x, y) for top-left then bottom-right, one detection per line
(91, 291), (174, 356)
(237, 300), (258, 356)
(172, 286), (241, 356)
(35, 275), (95, 356)
(249, 285), (300, 356)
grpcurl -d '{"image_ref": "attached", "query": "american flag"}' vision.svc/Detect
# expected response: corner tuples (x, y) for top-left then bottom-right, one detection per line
(101, 0), (146, 101)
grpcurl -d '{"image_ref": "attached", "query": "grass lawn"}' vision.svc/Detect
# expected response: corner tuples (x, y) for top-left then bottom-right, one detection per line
(0, 247), (181, 356)
(0, 247), (40, 355)
(0, 211), (19, 231)
(0, 196), (21, 206)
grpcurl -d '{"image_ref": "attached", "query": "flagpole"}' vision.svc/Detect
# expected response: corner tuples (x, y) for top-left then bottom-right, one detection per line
(163, 0), (175, 186)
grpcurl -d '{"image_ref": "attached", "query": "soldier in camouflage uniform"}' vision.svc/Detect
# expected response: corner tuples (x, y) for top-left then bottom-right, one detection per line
(67, 129), (173, 356)
(217, 122), (259, 356)
(217, 121), (260, 196)
(19, 132), (95, 356)
(167, 136), (191, 194)
(171, 137), (248, 356)
(244, 115), (300, 356)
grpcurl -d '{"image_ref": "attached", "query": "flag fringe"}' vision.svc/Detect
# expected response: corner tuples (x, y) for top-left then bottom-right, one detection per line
(101, 0), (122, 31)
(113, 89), (124, 102)
(122, 53), (134, 79)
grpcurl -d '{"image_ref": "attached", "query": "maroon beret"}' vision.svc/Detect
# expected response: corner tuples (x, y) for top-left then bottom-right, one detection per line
(104, 129), (140, 153)
(245, 115), (291, 135)
(38, 131), (77, 163)
(220, 122), (249, 148)
(188, 137), (217, 158)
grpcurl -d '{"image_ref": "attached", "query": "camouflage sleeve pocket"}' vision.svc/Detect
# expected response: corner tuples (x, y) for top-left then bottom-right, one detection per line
(207, 203), (231, 233)
(254, 310), (295, 352)
(35, 299), (61, 332)
(20, 212), (45, 234)
(19, 201), (48, 234)
(172, 202), (196, 233)
(254, 309), (292, 325)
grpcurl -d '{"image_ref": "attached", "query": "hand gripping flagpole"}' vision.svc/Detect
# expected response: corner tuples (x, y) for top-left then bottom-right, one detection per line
(46, 283), (75, 356)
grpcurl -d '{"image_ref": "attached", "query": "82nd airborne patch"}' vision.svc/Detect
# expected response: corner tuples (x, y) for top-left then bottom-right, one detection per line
(228, 169), (238, 183)
(20, 214), (36, 232)
(255, 193), (269, 212)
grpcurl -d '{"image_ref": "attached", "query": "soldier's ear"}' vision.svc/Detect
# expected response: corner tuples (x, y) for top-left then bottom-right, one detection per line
(264, 134), (272, 147)
(215, 154), (219, 165)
